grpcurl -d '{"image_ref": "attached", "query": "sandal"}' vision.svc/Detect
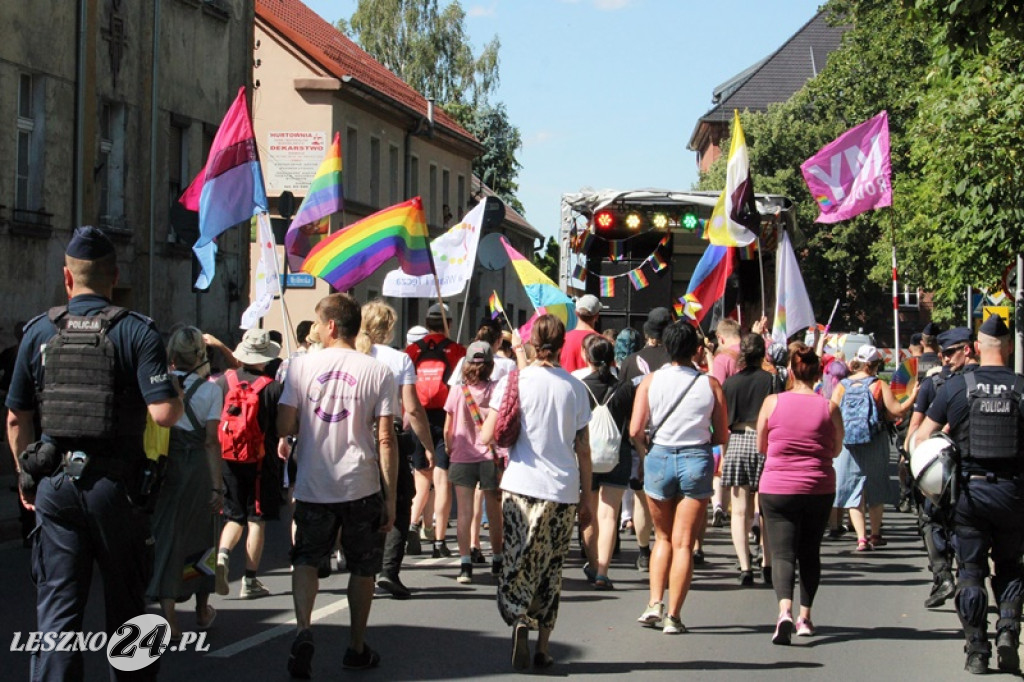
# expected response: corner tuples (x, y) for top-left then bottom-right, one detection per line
(869, 534), (887, 547)
(856, 538), (872, 552)
(594, 575), (614, 590)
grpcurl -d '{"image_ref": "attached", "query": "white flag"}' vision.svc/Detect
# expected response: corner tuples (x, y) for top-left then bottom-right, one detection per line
(240, 212), (281, 330)
(382, 201), (486, 298)
(772, 229), (815, 346)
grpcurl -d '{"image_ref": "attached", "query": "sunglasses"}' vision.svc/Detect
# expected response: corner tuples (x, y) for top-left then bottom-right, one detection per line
(941, 345), (967, 357)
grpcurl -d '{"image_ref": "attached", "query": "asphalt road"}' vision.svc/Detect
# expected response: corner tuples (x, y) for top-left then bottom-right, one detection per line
(0, 483), (991, 681)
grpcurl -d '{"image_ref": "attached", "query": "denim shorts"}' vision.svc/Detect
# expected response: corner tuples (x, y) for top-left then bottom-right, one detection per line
(643, 443), (715, 501)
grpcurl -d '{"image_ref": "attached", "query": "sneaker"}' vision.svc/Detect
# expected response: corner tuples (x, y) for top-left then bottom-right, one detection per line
(661, 615), (686, 634)
(377, 574), (411, 599)
(512, 619), (531, 670)
(582, 562), (597, 584)
(287, 629), (314, 679)
(240, 577), (270, 599)
(638, 601), (664, 627)
(432, 542), (452, 559)
(997, 631), (1020, 673)
(342, 644), (380, 670)
(712, 506), (726, 528)
(215, 554), (230, 596)
(636, 549), (651, 573)
(471, 547), (487, 564)
(772, 614), (794, 645)
(692, 548), (705, 565)
(739, 570), (754, 586)
(491, 558), (503, 578)
(457, 564), (473, 584)
(796, 617), (815, 637)
(924, 572), (955, 608)
(406, 527), (422, 556)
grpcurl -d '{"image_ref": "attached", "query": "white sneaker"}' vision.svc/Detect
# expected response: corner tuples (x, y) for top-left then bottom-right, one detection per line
(240, 577), (270, 599)
(637, 601), (664, 626)
(215, 554), (230, 596)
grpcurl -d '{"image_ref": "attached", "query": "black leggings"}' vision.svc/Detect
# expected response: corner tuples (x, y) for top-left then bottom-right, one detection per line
(760, 493), (834, 607)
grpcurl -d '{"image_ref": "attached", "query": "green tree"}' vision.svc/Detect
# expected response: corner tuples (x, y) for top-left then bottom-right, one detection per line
(338, 1), (524, 214)
(905, 0), (1024, 53)
(534, 236), (560, 283)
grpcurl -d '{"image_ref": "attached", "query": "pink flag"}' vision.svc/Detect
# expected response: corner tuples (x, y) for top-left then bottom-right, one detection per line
(800, 111), (892, 224)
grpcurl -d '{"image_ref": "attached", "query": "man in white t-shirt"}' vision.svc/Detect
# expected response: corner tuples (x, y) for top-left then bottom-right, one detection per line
(277, 293), (397, 675)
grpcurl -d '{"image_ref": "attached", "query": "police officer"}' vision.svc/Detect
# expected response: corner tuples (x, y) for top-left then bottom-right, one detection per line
(5, 226), (183, 680)
(905, 326), (977, 609)
(916, 315), (1024, 675)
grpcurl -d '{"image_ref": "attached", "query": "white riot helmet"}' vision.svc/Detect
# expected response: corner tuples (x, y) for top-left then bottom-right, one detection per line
(910, 432), (959, 505)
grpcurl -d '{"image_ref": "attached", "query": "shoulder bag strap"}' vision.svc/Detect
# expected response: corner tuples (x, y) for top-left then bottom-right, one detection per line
(649, 373), (700, 443)
(182, 374), (204, 431)
(462, 384), (497, 458)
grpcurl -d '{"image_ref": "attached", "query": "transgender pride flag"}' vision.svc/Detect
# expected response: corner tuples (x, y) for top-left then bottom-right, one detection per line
(180, 87), (268, 289)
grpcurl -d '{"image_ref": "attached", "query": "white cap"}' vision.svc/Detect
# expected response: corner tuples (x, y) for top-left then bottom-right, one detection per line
(854, 344), (881, 363)
(406, 325), (429, 345)
(577, 294), (602, 316)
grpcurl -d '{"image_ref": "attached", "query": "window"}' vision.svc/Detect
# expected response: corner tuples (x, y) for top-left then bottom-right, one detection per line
(429, 164), (438, 225)
(98, 102), (126, 227)
(345, 126), (358, 200)
(457, 175), (465, 217)
(388, 144), (399, 204)
(15, 74), (40, 210)
(442, 169), (450, 224)
(409, 156), (419, 197)
(168, 117), (189, 207)
(369, 137), (380, 208)
(899, 286), (921, 309)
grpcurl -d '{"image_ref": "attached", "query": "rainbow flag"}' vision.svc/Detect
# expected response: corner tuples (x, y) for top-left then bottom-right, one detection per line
(628, 268), (649, 290)
(651, 250), (668, 273)
(572, 263), (588, 282)
(489, 290), (505, 320)
(891, 357), (918, 403)
(285, 131), (343, 271)
(501, 238), (576, 331)
(600, 276), (615, 298)
(302, 197), (434, 292)
(609, 240), (624, 262)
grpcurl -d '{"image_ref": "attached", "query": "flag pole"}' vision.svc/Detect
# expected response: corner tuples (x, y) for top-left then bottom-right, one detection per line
(756, 235), (766, 317)
(455, 269), (474, 344)
(493, 290), (515, 333)
(890, 208), (901, 365)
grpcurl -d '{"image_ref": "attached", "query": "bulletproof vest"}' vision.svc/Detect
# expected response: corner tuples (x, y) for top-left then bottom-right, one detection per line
(917, 353), (941, 381)
(956, 372), (1024, 462)
(39, 305), (130, 441)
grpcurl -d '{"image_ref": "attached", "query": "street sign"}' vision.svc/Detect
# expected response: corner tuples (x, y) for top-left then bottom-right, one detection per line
(282, 273), (315, 289)
(982, 305), (1011, 328)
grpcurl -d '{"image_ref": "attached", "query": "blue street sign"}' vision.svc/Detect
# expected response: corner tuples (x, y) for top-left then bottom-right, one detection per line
(281, 273), (315, 289)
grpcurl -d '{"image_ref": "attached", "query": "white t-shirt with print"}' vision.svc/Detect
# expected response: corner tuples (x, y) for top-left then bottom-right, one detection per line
(492, 365), (591, 504)
(279, 347), (396, 504)
(371, 344), (416, 408)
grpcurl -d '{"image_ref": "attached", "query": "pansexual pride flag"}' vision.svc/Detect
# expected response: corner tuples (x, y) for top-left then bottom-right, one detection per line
(301, 197), (434, 292)
(286, 131), (343, 271)
(180, 86), (268, 289)
(501, 238), (576, 331)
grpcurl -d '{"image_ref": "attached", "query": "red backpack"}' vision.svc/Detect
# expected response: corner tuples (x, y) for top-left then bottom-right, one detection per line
(219, 371), (272, 463)
(412, 338), (455, 411)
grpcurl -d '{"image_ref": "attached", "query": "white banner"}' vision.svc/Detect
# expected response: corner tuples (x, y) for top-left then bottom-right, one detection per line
(772, 229), (816, 345)
(382, 201), (486, 298)
(240, 212), (281, 329)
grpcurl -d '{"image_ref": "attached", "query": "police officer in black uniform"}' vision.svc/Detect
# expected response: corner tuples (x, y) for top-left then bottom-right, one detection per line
(5, 226), (182, 681)
(917, 315), (1024, 675)
(906, 326), (977, 609)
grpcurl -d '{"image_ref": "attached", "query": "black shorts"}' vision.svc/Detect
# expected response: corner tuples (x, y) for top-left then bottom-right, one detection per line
(411, 412), (449, 471)
(290, 495), (385, 578)
(222, 461), (264, 523)
(449, 460), (501, 491)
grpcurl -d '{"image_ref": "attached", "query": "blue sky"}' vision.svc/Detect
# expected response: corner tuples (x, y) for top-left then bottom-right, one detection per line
(304, 0), (827, 239)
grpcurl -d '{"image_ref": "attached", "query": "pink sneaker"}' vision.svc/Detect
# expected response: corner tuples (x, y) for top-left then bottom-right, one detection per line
(772, 613), (794, 645)
(796, 617), (815, 637)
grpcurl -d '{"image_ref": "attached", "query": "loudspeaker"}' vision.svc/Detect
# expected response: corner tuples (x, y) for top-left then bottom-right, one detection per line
(583, 231), (673, 329)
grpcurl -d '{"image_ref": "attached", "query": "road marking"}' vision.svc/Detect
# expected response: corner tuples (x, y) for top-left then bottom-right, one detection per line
(206, 596), (350, 658)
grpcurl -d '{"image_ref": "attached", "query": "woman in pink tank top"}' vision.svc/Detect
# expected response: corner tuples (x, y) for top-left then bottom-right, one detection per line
(756, 344), (844, 645)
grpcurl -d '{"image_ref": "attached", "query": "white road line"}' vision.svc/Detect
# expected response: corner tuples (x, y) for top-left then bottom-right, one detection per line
(206, 597), (350, 659)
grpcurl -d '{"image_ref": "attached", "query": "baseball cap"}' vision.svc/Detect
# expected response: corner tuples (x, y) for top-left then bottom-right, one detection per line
(576, 294), (602, 316)
(643, 307), (672, 341)
(406, 325), (428, 345)
(465, 341), (494, 364)
(854, 344), (881, 363)
(427, 302), (451, 318)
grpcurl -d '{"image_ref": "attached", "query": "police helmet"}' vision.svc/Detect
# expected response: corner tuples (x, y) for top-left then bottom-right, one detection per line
(910, 432), (959, 505)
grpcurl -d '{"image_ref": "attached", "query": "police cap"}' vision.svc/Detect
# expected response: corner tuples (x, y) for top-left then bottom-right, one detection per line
(937, 327), (972, 351)
(910, 333), (923, 347)
(921, 322), (941, 337)
(66, 225), (115, 260)
(979, 314), (1010, 338)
